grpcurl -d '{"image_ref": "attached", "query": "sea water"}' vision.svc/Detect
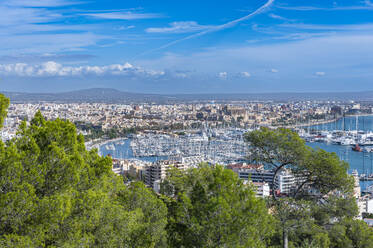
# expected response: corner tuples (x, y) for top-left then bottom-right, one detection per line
(100, 115), (373, 190)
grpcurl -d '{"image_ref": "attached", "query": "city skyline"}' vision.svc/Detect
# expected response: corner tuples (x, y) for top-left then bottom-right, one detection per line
(1, 0), (373, 93)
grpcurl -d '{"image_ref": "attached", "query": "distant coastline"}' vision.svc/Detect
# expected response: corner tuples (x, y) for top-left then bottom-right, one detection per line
(286, 113), (373, 129)
(345, 113), (373, 117)
(284, 117), (342, 129)
(5, 88), (373, 104)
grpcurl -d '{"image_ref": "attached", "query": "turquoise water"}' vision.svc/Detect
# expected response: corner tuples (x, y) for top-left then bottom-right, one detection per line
(309, 115), (373, 131)
(100, 116), (373, 189)
(308, 115), (373, 190)
(307, 142), (373, 190)
(99, 139), (168, 162)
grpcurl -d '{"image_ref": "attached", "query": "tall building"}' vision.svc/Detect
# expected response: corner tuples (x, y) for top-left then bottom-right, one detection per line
(252, 182), (270, 198)
(236, 168), (274, 186)
(274, 170), (296, 195)
(352, 170), (361, 199)
(145, 160), (185, 191)
(229, 163), (303, 196)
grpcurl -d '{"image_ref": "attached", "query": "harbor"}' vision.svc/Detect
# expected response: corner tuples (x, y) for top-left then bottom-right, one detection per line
(300, 115), (373, 187)
(298, 115), (373, 148)
(98, 115), (373, 190)
(100, 128), (250, 165)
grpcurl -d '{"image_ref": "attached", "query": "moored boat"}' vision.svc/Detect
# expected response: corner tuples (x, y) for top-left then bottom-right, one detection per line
(352, 144), (363, 152)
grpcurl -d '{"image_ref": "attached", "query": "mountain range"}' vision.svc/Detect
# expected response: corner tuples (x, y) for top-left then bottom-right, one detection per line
(2, 88), (373, 103)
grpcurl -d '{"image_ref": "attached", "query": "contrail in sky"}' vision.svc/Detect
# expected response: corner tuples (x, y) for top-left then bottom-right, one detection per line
(135, 0), (275, 58)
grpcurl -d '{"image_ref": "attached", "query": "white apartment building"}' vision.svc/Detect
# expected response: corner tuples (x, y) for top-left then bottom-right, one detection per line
(236, 168), (274, 186)
(252, 182), (270, 198)
(112, 159), (129, 175)
(145, 160), (186, 191)
(359, 196), (373, 216)
(235, 166), (299, 195)
(274, 170), (297, 195)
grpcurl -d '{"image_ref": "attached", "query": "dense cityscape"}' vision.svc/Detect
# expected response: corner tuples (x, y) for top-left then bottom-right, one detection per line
(3, 99), (370, 141)
(3, 97), (373, 226)
(3, 0), (373, 246)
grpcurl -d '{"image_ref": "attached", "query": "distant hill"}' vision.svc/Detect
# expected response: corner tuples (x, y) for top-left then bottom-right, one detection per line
(2, 88), (373, 103)
(173, 91), (373, 102)
(2, 88), (169, 103)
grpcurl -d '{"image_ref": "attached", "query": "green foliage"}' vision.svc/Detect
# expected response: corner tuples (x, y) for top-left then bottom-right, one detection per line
(328, 218), (373, 248)
(162, 163), (274, 248)
(1, 96), (372, 247)
(246, 127), (356, 248)
(362, 212), (373, 219)
(0, 94), (9, 128)
(0, 109), (167, 247)
(246, 127), (353, 197)
(245, 127), (309, 169)
(312, 196), (358, 226)
(298, 149), (353, 197)
(267, 198), (371, 248)
(117, 182), (168, 247)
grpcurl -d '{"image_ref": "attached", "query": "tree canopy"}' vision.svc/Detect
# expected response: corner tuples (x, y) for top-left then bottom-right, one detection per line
(0, 105), (168, 247)
(245, 127), (353, 198)
(0, 93), (9, 128)
(161, 163), (274, 248)
(0, 95), (273, 247)
(246, 127), (373, 248)
(2, 94), (373, 248)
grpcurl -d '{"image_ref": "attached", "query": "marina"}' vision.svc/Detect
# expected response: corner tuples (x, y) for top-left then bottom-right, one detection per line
(100, 128), (250, 165)
(299, 115), (373, 147)
(301, 115), (373, 189)
(99, 115), (373, 190)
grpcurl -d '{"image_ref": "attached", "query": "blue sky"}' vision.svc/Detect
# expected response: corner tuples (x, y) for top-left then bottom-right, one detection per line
(1, 0), (373, 93)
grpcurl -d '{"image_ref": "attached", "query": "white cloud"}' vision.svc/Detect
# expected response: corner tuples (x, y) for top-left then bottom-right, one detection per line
(0, 2), (162, 55)
(137, 0), (274, 56)
(146, 21), (213, 34)
(82, 12), (162, 20)
(272, 32), (335, 41)
(0, 5), (61, 26)
(116, 25), (135, 31)
(135, 31), (373, 86)
(219, 72), (228, 79)
(129, 32), (373, 92)
(366, 0), (373, 7)
(174, 72), (188, 78)
(0, 32), (107, 54)
(249, 23), (373, 44)
(268, 13), (294, 21)
(277, 6), (329, 11)
(279, 23), (373, 31)
(4, 0), (80, 7)
(315, 71), (326, 76)
(278, 3), (373, 11)
(0, 1), (110, 54)
(0, 61), (165, 78)
(241, 72), (251, 78)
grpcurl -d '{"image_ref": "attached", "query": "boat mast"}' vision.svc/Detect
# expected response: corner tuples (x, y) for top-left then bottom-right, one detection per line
(356, 115), (358, 132)
(355, 116), (358, 143)
(363, 151), (366, 175)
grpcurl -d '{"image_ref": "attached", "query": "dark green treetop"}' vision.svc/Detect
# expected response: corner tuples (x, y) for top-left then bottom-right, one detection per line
(0, 96), (168, 248)
(161, 163), (274, 248)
